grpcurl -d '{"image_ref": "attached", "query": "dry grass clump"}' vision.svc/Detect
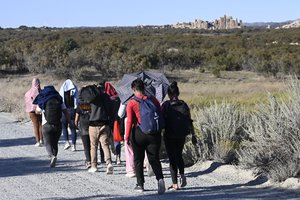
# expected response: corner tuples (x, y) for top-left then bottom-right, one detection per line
(237, 77), (300, 182)
(193, 101), (246, 164)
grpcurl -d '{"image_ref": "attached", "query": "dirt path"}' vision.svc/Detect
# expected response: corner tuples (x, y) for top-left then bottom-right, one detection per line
(0, 112), (300, 200)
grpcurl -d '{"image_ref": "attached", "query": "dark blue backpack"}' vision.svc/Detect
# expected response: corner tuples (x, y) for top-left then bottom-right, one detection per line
(133, 96), (164, 134)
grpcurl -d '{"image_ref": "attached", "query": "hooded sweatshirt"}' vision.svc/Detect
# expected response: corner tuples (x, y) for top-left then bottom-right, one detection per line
(59, 79), (78, 109)
(25, 78), (41, 112)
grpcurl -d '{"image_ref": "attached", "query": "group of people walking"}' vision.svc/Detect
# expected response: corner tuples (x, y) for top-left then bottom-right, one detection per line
(24, 76), (197, 195)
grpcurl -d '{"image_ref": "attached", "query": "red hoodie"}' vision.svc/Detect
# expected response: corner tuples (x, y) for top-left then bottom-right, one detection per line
(104, 82), (118, 97)
(125, 94), (161, 141)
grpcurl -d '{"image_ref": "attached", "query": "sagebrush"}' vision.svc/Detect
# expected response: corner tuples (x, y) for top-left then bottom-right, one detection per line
(238, 78), (300, 182)
(193, 101), (246, 163)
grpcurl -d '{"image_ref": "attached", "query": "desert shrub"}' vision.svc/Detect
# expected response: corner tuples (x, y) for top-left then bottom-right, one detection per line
(182, 134), (201, 166)
(194, 101), (246, 163)
(237, 77), (300, 182)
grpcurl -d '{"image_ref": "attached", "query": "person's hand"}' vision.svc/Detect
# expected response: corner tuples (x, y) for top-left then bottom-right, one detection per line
(192, 135), (197, 145)
(69, 123), (75, 130)
(35, 110), (41, 115)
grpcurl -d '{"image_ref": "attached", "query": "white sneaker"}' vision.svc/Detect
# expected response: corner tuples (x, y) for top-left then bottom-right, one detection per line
(125, 173), (136, 178)
(64, 142), (71, 150)
(71, 145), (76, 152)
(39, 139), (44, 145)
(158, 179), (166, 195)
(50, 156), (57, 167)
(106, 163), (113, 174)
(116, 156), (121, 165)
(88, 167), (98, 173)
(34, 142), (41, 147)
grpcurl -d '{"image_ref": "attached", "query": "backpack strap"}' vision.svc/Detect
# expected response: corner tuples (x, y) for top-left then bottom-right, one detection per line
(133, 96), (142, 103)
(132, 96), (145, 126)
(133, 95), (148, 103)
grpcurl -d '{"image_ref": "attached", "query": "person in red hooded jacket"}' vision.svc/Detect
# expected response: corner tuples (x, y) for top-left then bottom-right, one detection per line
(125, 79), (165, 195)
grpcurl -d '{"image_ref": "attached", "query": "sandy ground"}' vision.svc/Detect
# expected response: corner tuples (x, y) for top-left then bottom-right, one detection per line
(1, 112), (300, 200)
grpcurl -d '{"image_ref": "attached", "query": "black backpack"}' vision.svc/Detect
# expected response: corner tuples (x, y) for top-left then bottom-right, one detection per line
(64, 90), (75, 108)
(89, 92), (112, 123)
(77, 104), (91, 130)
(44, 98), (62, 125)
(107, 96), (121, 128)
(78, 85), (100, 104)
(164, 100), (192, 138)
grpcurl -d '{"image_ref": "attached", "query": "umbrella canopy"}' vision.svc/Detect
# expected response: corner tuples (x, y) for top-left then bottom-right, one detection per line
(116, 71), (170, 104)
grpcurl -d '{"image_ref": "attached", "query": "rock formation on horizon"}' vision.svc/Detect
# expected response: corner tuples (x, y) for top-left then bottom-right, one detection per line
(172, 15), (243, 30)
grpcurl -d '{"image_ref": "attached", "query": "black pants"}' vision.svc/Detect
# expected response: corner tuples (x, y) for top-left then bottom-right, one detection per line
(81, 134), (91, 162)
(131, 127), (164, 187)
(164, 136), (186, 184)
(42, 123), (62, 157)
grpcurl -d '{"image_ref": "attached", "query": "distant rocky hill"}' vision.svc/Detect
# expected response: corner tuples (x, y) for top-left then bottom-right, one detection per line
(281, 19), (300, 28)
(244, 19), (300, 29)
(244, 20), (293, 28)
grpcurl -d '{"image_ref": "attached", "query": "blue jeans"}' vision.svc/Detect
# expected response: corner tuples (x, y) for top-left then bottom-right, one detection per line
(114, 141), (121, 157)
(61, 108), (77, 144)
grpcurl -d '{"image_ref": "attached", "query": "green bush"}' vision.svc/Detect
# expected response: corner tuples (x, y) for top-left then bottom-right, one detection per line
(1, 27), (300, 77)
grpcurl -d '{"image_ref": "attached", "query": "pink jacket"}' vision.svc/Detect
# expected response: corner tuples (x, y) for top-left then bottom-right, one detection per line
(24, 78), (41, 112)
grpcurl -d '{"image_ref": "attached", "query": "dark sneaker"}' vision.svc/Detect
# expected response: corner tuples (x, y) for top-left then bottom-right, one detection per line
(158, 179), (166, 195)
(134, 185), (144, 192)
(180, 175), (187, 188)
(85, 161), (91, 169)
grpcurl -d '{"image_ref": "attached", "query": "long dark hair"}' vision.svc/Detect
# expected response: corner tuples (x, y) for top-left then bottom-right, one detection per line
(167, 81), (180, 97)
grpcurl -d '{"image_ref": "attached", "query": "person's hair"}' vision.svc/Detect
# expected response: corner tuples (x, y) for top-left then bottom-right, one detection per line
(168, 81), (180, 97)
(131, 79), (145, 92)
(97, 80), (106, 91)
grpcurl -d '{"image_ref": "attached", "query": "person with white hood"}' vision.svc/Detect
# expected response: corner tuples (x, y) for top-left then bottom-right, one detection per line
(59, 79), (78, 151)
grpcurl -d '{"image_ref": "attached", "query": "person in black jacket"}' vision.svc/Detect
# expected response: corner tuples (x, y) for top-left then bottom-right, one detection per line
(162, 81), (197, 191)
(80, 85), (114, 174)
(75, 102), (92, 169)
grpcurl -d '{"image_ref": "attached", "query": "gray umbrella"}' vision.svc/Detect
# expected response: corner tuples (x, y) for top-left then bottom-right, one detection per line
(116, 71), (170, 104)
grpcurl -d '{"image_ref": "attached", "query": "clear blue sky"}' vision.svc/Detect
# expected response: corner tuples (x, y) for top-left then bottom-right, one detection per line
(1, 0), (299, 28)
